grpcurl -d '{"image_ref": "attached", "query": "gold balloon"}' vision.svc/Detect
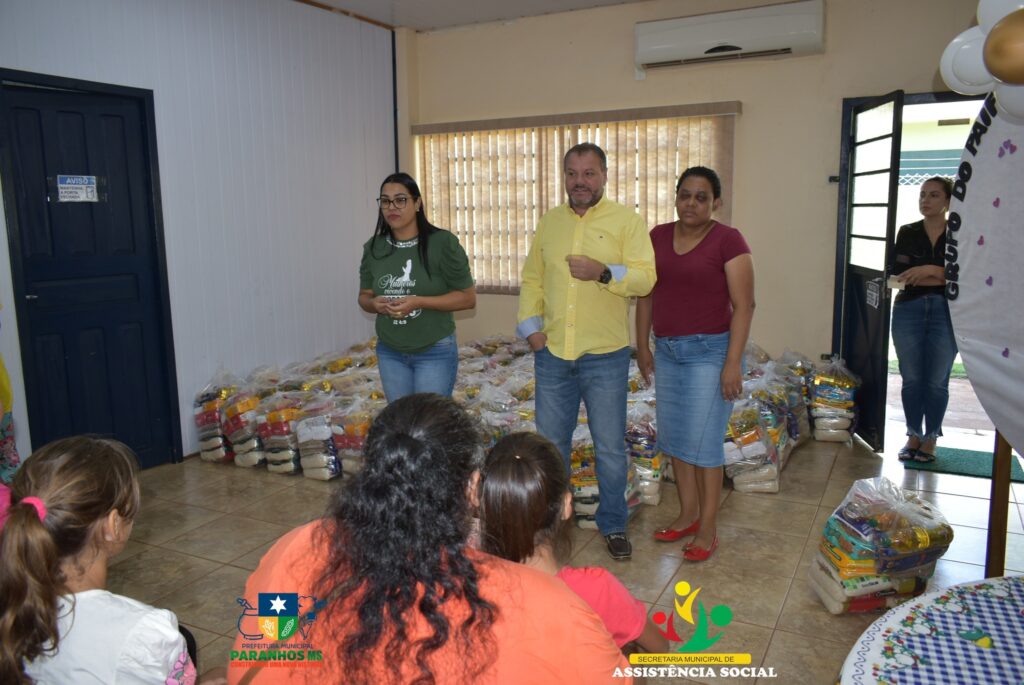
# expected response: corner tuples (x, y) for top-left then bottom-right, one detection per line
(984, 8), (1024, 85)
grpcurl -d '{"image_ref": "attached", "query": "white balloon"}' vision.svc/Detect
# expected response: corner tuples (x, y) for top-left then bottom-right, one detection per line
(941, 27), (993, 94)
(978, 0), (1024, 32)
(952, 29), (994, 85)
(995, 83), (1024, 124)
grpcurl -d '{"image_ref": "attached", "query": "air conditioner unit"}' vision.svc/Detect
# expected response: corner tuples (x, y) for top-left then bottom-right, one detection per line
(634, 0), (824, 79)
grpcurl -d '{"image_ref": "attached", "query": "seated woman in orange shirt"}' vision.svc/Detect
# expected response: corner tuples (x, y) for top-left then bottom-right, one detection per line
(227, 393), (629, 685)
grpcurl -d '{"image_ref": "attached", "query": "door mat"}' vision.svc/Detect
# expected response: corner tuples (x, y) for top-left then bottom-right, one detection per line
(903, 446), (1024, 483)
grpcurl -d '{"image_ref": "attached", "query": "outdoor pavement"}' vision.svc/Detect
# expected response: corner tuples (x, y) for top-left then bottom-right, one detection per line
(885, 374), (1019, 456)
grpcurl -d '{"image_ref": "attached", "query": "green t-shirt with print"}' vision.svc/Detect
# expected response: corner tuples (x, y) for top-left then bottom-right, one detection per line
(359, 230), (474, 353)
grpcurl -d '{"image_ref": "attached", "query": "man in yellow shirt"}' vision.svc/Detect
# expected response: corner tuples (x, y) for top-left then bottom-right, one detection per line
(517, 143), (656, 560)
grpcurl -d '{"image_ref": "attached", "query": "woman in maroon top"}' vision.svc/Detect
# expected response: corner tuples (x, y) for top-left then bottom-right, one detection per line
(636, 167), (755, 562)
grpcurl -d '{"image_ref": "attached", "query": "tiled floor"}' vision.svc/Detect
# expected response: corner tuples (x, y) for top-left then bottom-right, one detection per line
(112, 437), (1024, 684)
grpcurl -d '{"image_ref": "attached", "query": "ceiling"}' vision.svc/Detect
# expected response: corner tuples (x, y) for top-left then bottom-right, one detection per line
(308, 0), (654, 31)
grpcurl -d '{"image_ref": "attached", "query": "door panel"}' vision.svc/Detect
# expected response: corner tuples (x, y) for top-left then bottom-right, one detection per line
(835, 91), (904, 451)
(2, 83), (175, 468)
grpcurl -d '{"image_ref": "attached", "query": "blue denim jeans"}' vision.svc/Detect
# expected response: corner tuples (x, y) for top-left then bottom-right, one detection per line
(534, 346), (631, 535)
(376, 334), (459, 403)
(891, 294), (958, 442)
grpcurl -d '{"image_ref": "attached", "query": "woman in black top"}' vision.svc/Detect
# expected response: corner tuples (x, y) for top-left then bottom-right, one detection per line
(889, 177), (957, 463)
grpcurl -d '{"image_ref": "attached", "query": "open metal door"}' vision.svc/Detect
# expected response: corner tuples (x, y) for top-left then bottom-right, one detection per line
(833, 91), (904, 451)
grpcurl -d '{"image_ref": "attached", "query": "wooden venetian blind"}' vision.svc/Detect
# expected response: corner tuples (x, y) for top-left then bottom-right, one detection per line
(414, 103), (739, 294)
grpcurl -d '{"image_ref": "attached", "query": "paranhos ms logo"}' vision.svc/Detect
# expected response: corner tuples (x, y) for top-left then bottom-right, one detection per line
(616, 579), (777, 680)
(231, 592), (327, 669)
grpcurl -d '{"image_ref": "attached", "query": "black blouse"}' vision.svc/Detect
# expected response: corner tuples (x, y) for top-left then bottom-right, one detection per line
(890, 220), (946, 303)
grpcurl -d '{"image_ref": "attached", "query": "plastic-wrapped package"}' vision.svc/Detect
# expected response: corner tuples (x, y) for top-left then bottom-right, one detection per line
(624, 403), (661, 505)
(811, 355), (860, 410)
(199, 435), (226, 452)
(192, 370), (238, 450)
(235, 449), (266, 468)
(813, 416), (851, 431)
(835, 478), (953, 556)
(266, 448), (300, 474)
(502, 370), (535, 402)
(811, 477), (952, 614)
(809, 356), (861, 443)
(724, 400), (778, 482)
(232, 433), (266, 468)
(200, 443), (233, 463)
(809, 559), (925, 614)
(814, 428), (852, 442)
(574, 468), (641, 529)
(299, 452), (341, 480)
(222, 391), (260, 444)
(297, 406), (342, 481)
(193, 371), (240, 462)
(478, 410), (522, 448)
(570, 424), (597, 490)
(744, 341), (771, 367)
(777, 349), (815, 404)
(732, 463), (779, 493)
(814, 551), (934, 598)
(475, 383), (517, 413)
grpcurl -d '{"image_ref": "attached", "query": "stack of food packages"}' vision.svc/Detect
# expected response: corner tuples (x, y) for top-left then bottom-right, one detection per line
(810, 356), (861, 442)
(724, 400), (780, 492)
(777, 349), (817, 409)
(722, 356), (813, 493)
(194, 336), (820, 502)
(192, 343), (384, 478)
(811, 477), (952, 615)
(193, 375), (238, 462)
(222, 390), (261, 466)
(626, 392), (662, 507)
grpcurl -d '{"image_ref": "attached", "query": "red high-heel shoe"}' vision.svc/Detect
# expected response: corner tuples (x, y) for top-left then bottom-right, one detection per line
(683, 536), (718, 562)
(653, 519), (700, 542)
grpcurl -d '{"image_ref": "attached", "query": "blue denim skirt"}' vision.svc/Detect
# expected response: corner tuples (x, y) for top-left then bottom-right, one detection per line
(655, 332), (734, 467)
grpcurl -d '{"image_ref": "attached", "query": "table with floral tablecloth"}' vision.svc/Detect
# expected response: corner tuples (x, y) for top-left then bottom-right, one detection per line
(841, 575), (1024, 684)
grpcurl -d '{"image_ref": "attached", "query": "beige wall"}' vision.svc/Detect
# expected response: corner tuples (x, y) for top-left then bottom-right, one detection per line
(398, 0), (976, 356)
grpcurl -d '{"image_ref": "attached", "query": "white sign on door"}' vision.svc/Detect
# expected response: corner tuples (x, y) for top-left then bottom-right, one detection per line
(57, 175), (98, 202)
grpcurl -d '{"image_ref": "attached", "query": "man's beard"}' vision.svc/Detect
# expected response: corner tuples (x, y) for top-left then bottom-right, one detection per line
(569, 187), (603, 210)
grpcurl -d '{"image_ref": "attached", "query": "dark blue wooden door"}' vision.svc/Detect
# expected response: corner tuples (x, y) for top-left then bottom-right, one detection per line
(834, 91), (904, 451)
(2, 84), (176, 468)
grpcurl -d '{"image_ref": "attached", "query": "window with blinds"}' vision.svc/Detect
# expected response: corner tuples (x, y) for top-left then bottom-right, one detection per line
(413, 103), (739, 294)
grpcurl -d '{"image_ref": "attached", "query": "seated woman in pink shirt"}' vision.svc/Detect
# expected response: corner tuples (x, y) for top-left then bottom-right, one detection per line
(477, 432), (667, 654)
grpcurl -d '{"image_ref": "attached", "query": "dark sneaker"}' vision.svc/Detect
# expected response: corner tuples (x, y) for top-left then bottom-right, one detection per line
(605, 533), (632, 560)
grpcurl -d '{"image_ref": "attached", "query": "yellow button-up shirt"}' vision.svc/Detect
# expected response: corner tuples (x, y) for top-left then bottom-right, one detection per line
(518, 196), (656, 360)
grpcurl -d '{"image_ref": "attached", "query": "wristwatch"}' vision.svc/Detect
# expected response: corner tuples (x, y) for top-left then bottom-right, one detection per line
(598, 267), (612, 284)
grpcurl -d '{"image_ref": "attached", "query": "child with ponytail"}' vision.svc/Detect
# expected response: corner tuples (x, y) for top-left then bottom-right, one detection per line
(0, 436), (201, 684)
(477, 432), (668, 655)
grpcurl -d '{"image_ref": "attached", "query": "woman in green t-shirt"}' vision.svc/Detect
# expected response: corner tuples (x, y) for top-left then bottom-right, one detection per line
(358, 173), (476, 402)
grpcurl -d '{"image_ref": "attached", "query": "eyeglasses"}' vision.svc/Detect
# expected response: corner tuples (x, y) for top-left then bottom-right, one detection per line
(377, 196), (410, 209)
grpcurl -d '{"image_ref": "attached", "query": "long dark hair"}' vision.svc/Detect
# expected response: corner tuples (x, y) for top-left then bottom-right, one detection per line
(314, 393), (496, 685)
(478, 432), (573, 565)
(371, 172), (441, 279)
(0, 437), (140, 685)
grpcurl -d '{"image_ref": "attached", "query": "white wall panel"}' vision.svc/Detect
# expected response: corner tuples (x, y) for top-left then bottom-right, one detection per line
(0, 0), (394, 456)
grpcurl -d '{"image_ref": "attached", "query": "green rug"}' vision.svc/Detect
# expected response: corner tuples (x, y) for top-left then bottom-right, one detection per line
(904, 446), (1024, 483)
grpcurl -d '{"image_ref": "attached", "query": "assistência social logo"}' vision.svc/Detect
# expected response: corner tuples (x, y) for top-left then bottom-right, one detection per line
(615, 579), (777, 680)
(231, 592), (327, 669)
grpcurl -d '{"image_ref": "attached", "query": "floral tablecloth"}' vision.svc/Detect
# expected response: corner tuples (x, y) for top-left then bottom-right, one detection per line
(841, 575), (1024, 684)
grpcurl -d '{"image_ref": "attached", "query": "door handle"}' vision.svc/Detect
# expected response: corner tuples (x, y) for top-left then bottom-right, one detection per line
(25, 294), (39, 300)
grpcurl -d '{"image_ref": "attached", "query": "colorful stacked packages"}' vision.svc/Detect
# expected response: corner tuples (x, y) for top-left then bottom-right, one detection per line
(194, 375), (238, 463)
(811, 477), (952, 614)
(810, 356), (860, 442)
